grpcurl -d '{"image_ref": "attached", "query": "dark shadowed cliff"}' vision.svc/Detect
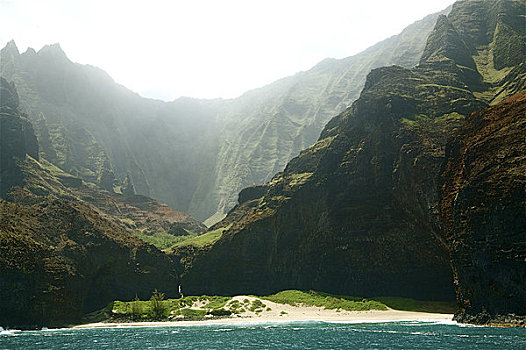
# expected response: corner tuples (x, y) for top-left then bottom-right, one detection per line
(442, 92), (526, 325)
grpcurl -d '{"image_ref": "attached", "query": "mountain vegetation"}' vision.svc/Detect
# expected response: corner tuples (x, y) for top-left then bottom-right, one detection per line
(0, 77), (183, 328)
(0, 0), (524, 329)
(174, 0), (525, 325)
(0, 7), (447, 225)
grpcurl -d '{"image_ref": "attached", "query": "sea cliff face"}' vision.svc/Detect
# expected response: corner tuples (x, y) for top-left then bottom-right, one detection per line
(442, 92), (526, 325)
(0, 78), (38, 197)
(0, 197), (179, 329)
(175, 0), (526, 320)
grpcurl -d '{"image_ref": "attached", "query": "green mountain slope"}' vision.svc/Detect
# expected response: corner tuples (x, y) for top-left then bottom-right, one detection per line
(0, 77), (183, 328)
(1, 7), (448, 224)
(175, 0), (526, 322)
(190, 8), (451, 224)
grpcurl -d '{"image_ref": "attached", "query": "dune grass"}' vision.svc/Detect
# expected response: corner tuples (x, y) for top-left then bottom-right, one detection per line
(108, 289), (455, 322)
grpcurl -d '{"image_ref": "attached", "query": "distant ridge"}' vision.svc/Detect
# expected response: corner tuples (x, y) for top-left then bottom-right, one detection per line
(0, 6), (448, 225)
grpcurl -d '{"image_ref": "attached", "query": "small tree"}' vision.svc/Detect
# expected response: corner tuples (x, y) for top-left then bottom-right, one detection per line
(150, 289), (167, 319)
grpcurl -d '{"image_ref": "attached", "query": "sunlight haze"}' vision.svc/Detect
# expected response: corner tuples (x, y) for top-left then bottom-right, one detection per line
(0, 0), (456, 100)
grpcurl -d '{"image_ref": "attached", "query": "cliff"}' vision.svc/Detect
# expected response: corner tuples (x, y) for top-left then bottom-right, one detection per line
(442, 92), (526, 326)
(0, 8), (447, 224)
(0, 79), (182, 329)
(174, 0), (526, 316)
(0, 77), (38, 197)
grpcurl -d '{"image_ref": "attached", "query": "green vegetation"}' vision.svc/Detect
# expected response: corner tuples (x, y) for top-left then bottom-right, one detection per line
(249, 299), (266, 313)
(174, 308), (206, 318)
(262, 290), (387, 311)
(134, 231), (187, 251)
(202, 296), (231, 309)
(169, 224), (232, 249)
(149, 289), (168, 319)
(108, 290), (455, 322)
(130, 295), (143, 319)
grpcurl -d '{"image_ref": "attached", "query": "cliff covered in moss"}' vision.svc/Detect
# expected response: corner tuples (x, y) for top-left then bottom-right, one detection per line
(175, 0), (526, 321)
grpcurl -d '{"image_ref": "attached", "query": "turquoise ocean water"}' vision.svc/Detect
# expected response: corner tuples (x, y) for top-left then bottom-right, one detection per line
(1, 321), (525, 349)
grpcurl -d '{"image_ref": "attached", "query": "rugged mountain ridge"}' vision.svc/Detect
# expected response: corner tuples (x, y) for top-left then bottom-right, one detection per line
(0, 78), (182, 328)
(0, 7), (447, 224)
(0, 77), (38, 197)
(175, 0), (526, 324)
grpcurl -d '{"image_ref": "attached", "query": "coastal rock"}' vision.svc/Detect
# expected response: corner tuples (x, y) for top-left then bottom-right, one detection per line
(0, 197), (179, 329)
(0, 7), (447, 224)
(442, 92), (526, 325)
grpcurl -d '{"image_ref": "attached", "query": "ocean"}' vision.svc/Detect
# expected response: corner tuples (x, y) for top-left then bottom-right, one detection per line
(1, 321), (524, 349)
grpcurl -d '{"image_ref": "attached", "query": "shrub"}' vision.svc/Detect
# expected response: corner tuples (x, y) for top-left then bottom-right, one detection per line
(149, 289), (168, 318)
(207, 309), (232, 317)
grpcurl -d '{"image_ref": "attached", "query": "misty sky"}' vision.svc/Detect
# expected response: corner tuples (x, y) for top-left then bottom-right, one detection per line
(0, 0), (455, 101)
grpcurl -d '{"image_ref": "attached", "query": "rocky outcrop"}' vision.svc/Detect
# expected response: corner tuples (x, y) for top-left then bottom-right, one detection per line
(442, 92), (526, 326)
(0, 77), (38, 197)
(175, 0), (526, 311)
(0, 196), (179, 329)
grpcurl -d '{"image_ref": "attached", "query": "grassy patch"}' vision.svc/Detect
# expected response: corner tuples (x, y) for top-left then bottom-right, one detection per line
(262, 290), (387, 312)
(175, 308), (207, 318)
(226, 300), (245, 314)
(170, 224), (232, 248)
(134, 231), (185, 251)
(249, 299), (267, 313)
(434, 112), (465, 124)
(201, 296), (232, 310)
(289, 172), (313, 187)
(107, 290), (455, 323)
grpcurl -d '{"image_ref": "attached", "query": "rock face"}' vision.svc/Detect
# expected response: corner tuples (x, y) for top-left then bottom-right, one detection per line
(442, 92), (526, 325)
(0, 8), (447, 224)
(0, 79), (181, 329)
(0, 78), (38, 197)
(175, 0), (525, 310)
(0, 197), (179, 329)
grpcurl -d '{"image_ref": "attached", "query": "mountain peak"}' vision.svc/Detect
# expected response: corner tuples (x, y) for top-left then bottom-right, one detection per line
(37, 43), (68, 60)
(419, 14), (475, 69)
(1, 39), (20, 57)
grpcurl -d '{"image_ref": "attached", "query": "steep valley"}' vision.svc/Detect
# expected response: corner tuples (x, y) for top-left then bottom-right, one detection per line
(1, 7), (448, 225)
(0, 0), (524, 329)
(1, 78), (183, 328)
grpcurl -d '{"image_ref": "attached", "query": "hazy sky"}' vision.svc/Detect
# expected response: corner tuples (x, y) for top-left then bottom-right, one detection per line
(0, 0), (455, 100)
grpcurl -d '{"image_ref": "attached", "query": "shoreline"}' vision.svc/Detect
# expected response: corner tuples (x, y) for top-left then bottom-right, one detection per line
(74, 309), (454, 329)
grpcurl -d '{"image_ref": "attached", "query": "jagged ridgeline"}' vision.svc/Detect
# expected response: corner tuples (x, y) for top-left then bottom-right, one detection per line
(174, 0), (525, 324)
(0, 6), (447, 225)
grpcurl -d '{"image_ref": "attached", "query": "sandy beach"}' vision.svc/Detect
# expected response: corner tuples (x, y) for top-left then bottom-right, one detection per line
(74, 296), (454, 329)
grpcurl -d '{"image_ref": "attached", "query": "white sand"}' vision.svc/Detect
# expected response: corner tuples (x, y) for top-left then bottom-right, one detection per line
(73, 296), (453, 329)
